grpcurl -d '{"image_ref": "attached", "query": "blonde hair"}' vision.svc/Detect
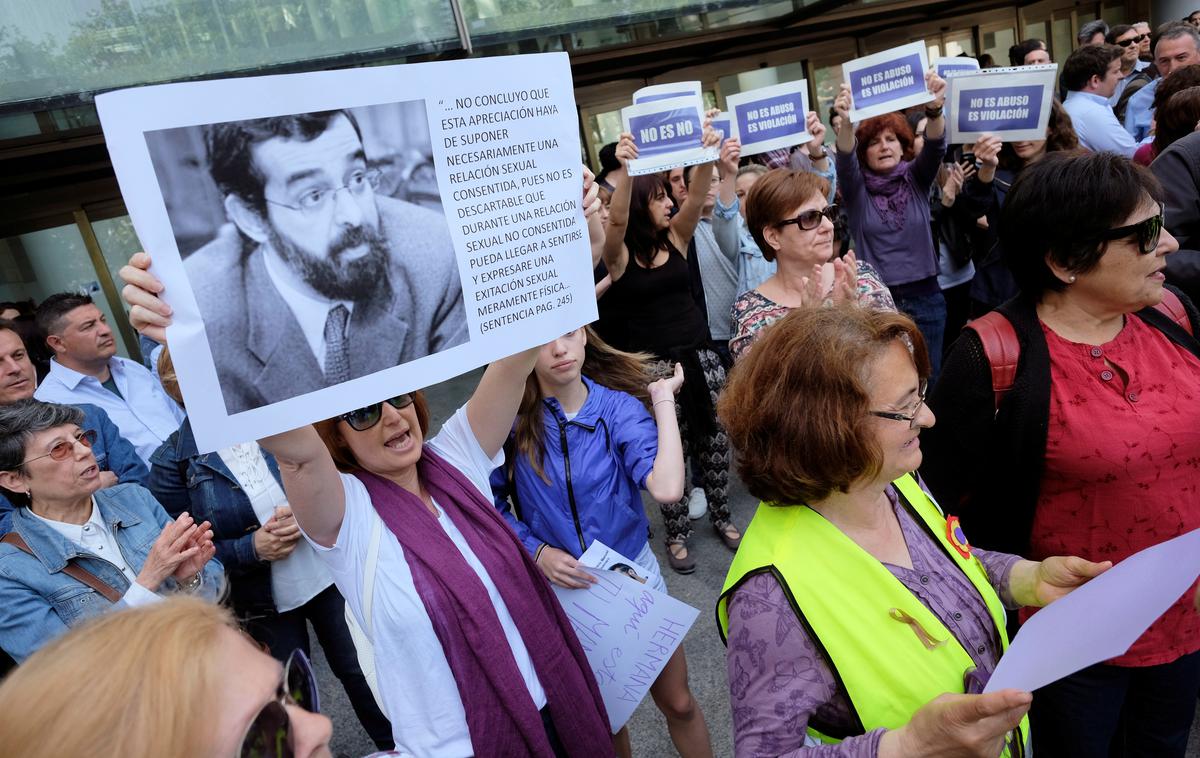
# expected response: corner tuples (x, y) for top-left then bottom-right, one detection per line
(0, 598), (236, 757)
(157, 346), (183, 407)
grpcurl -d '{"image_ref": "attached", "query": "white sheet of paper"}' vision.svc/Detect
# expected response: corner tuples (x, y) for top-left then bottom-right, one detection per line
(946, 64), (1058, 143)
(633, 81), (703, 105)
(554, 541), (700, 731)
(621, 97), (717, 176)
(726, 80), (812, 156)
(96, 53), (597, 452)
(843, 41), (933, 122)
(934, 56), (980, 80)
(985, 527), (1200, 693)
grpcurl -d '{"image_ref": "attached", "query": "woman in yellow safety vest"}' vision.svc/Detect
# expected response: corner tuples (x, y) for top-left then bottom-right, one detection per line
(716, 304), (1109, 757)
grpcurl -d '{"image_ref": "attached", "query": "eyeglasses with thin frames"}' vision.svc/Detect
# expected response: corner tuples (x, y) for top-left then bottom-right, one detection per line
(869, 379), (929, 429)
(265, 168), (383, 216)
(1094, 203), (1165, 255)
(16, 428), (96, 467)
(776, 204), (839, 232)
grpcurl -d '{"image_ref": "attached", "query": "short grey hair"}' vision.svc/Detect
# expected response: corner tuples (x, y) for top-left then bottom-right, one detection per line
(1079, 19), (1110, 44)
(0, 400), (84, 474)
(1156, 21), (1200, 52)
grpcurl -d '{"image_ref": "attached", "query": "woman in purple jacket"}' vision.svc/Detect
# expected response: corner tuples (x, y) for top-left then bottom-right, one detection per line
(833, 71), (949, 378)
(491, 326), (712, 758)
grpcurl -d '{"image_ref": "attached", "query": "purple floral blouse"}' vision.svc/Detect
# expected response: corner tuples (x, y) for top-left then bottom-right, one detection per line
(725, 483), (1022, 757)
(729, 260), (896, 361)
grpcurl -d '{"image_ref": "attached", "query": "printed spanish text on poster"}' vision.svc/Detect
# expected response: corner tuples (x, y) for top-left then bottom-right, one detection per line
(553, 541), (700, 732)
(711, 112), (732, 143)
(947, 64), (1057, 143)
(726, 80), (812, 156)
(621, 96), (717, 176)
(843, 41), (933, 122)
(934, 55), (980, 81)
(96, 52), (597, 452)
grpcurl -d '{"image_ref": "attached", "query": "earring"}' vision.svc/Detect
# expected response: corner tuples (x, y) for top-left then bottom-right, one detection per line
(1068, 275), (1077, 284)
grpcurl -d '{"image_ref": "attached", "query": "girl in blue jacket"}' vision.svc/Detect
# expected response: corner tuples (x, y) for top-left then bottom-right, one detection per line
(490, 326), (712, 758)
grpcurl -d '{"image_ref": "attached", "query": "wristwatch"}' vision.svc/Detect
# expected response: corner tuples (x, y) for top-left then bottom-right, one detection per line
(179, 572), (202, 593)
(808, 146), (828, 161)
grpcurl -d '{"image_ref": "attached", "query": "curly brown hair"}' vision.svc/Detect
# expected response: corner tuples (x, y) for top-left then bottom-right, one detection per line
(717, 304), (929, 505)
(854, 112), (916, 168)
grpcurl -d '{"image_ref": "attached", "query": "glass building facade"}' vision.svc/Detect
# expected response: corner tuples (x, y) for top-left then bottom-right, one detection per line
(0, 0), (1145, 361)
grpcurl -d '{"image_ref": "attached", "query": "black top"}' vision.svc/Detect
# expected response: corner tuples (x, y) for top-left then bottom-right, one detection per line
(600, 242), (709, 356)
(920, 288), (1200, 555)
(1151, 130), (1200, 305)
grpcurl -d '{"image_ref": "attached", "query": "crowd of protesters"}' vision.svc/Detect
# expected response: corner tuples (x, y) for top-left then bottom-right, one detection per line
(3, 13), (1200, 758)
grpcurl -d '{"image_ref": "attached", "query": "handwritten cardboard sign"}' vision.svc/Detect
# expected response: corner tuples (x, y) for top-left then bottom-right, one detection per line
(726, 80), (812, 156)
(621, 96), (717, 175)
(843, 41), (933, 122)
(946, 64), (1057, 143)
(553, 541), (700, 731)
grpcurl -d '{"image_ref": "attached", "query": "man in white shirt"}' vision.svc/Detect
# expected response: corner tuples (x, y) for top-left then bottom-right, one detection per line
(33, 293), (183, 463)
(1062, 44), (1139, 157)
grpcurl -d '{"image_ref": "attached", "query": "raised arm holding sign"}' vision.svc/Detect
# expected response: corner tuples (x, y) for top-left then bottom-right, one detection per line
(842, 41), (935, 122)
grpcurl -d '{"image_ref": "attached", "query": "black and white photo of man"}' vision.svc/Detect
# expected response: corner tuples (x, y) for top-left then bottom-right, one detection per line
(150, 104), (467, 415)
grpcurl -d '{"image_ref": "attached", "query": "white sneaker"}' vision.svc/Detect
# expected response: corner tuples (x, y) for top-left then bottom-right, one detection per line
(688, 487), (707, 520)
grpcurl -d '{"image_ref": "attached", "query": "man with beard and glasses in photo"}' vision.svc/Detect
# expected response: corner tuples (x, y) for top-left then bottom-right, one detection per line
(183, 109), (467, 415)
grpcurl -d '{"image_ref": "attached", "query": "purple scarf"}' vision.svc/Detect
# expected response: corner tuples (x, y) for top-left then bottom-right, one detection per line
(355, 447), (613, 758)
(862, 160), (914, 231)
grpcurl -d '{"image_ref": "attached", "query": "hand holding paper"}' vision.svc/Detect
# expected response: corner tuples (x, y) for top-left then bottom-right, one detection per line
(880, 689), (1032, 758)
(1009, 556), (1112, 608)
(986, 527), (1200, 694)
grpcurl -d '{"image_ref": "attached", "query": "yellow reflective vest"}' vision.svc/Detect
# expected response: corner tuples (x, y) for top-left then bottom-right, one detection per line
(717, 474), (1029, 755)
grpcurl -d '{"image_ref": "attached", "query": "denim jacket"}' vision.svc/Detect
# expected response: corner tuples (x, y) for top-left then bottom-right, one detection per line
(148, 418), (279, 617)
(0, 483), (224, 661)
(0, 403), (149, 536)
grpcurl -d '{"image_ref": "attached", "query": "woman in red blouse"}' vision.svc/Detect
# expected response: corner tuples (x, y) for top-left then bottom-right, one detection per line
(923, 151), (1200, 758)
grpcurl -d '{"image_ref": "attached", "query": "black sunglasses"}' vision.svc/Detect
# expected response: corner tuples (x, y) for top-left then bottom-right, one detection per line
(1094, 203), (1165, 255)
(777, 204), (839, 232)
(239, 649), (320, 758)
(1116, 34), (1147, 46)
(340, 394), (414, 432)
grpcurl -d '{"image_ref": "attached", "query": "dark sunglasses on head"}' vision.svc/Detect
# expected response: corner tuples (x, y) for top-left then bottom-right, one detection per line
(1116, 34), (1147, 46)
(239, 649), (320, 758)
(777, 204), (839, 232)
(340, 394), (414, 432)
(1094, 203), (1165, 255)
(17, 428), (97, 467)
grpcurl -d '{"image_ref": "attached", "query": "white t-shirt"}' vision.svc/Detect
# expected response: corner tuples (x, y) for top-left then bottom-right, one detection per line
(217, 442), (332, 612)
(305, 405), (547, 756)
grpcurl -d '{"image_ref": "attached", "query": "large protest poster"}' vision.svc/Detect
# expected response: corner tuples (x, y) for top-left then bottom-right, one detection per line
(554, 541), (700, 731)
(96, 53), (597, 451)
(726, 80), (812, 156)
(621, 96), (717, 176)
(946, 65), (1057, 143)
(843, 41), (933, 122)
